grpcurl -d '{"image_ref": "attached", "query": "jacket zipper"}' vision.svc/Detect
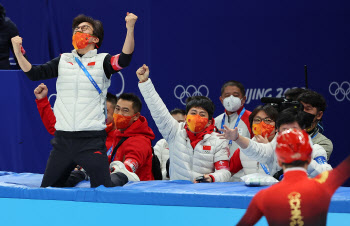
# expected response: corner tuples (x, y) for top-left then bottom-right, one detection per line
(73, 55), (80, 131)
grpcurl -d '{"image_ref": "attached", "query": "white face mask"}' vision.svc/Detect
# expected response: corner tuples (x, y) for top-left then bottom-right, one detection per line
(223, 95), (242, 112)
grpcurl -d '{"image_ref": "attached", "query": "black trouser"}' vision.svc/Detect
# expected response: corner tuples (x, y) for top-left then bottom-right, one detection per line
(65, 170), (128, 187)
(41, 130), (126, 188)
(166, 158), (170, 179)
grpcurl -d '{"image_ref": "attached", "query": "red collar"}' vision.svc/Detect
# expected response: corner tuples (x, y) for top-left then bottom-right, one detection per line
(105, 121), (116, 134)
(185, 118), (216, 148)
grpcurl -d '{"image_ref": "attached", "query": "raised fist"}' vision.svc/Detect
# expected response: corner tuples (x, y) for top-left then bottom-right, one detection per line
(136, 64), (149, 83)
(125, 12), (138, 30)
(34, 83), (49, 100)
(11, 36), (23, 56)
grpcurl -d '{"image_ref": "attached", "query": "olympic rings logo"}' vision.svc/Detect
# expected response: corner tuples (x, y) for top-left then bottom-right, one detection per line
(48, 93), (57, 111)
(329, 81), (350, 102)
(114, 71), (125, 97)
(174, 85), (209, 105)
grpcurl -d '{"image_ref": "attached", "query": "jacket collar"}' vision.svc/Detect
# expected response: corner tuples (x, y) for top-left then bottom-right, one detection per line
(72, 49), (97, 58)
(225, 105), (244, 117)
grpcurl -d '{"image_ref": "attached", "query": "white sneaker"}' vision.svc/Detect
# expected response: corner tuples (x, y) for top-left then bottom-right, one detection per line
(110, 161), (140, 182)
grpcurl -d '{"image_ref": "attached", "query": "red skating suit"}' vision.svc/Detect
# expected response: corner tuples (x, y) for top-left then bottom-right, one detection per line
(237, 156), (350, 226)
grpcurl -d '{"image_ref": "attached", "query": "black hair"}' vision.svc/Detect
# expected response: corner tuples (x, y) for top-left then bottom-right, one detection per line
(72, 14), (104, 48)
(276, 108), (305, 129)
(170, 108), (186, 116)
(249, 104), (279, 130)
(106, 92), (118, 107)
(282, 160), (309, 168)
(185, 96), (215, 120)
(118, 93), (142, 113)
(284, 88), (306, 101)
(221, 80), (246, 96)
(297, 89), (327, 112)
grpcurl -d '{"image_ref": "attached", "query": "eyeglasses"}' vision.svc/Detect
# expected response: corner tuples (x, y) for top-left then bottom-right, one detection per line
(253, 117), (274, 124)
(73, 25), (92, 32)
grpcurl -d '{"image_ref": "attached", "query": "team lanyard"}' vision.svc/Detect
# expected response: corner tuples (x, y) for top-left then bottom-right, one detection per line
(259, 163), (270, 175)
(75, 57), (102, 94)
(74, 57), (107, 119)
(107, 145), (113, 157)
(220, 108), (246, 145)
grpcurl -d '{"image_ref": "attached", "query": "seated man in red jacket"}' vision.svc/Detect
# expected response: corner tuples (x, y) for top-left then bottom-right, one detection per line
(236, 129), (350, 226)
(34, 83), (127, 187)
(109, 93), (156, 182)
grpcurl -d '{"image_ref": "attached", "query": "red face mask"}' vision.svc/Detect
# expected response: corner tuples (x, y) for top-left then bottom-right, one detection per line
(252, 121), (275, 138)
(186, 114), (209, 133)
(72, 32), (97, 50)
(113, 113), (135, 130)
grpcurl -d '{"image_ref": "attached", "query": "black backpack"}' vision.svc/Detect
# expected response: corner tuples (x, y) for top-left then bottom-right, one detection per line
(111, 137), (162, 180)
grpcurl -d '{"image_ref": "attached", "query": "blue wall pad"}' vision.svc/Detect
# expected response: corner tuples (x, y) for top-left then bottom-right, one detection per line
(0, 172), (349, 213)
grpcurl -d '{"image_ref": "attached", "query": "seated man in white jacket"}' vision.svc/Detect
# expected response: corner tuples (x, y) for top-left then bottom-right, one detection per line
(137, 64), (231, 183)
(219, 107), (332, 178)
(154, 108), (186, 180)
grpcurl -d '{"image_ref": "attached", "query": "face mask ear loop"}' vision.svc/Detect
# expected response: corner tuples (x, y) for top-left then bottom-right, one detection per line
(89, 33), (99, 48)
(86, 36), (99, 48)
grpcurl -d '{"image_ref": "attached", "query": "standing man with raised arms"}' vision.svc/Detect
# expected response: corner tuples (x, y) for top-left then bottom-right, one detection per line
(11, 13), (137, 188)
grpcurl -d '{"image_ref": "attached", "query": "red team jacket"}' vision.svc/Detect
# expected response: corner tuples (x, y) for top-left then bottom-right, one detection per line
(110, 116), (155, 181)
(105, 121), (117, 153)
(237, 155), (350, 226)
(36, 97), (155, 181)
(36, 97), (57, 136)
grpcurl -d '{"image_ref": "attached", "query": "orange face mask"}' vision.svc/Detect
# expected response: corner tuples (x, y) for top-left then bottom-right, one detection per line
(113, 113), (134, 130)
(72, 32), (97, 50)
(186, 114), (209, 133)
(252, 121), (275, 138)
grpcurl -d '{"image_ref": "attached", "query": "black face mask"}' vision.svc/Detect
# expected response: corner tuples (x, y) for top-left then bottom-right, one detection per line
(299, 111), (316, 130)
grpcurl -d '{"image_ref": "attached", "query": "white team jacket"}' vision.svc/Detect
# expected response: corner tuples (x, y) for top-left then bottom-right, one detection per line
(55, 49), (110, 131)
(153, 139), (170, 180)
(139, 79), (231, 182)
(240, 137), (270, 175)
(240, 135), (332, 178)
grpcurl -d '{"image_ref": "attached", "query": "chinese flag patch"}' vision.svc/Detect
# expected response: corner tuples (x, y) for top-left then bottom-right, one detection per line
(87, 62), (95, 66)
(203, 146), (211, 150)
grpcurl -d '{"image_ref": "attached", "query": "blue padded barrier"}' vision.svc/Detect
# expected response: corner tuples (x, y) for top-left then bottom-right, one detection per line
(0, 172), (349, 213)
